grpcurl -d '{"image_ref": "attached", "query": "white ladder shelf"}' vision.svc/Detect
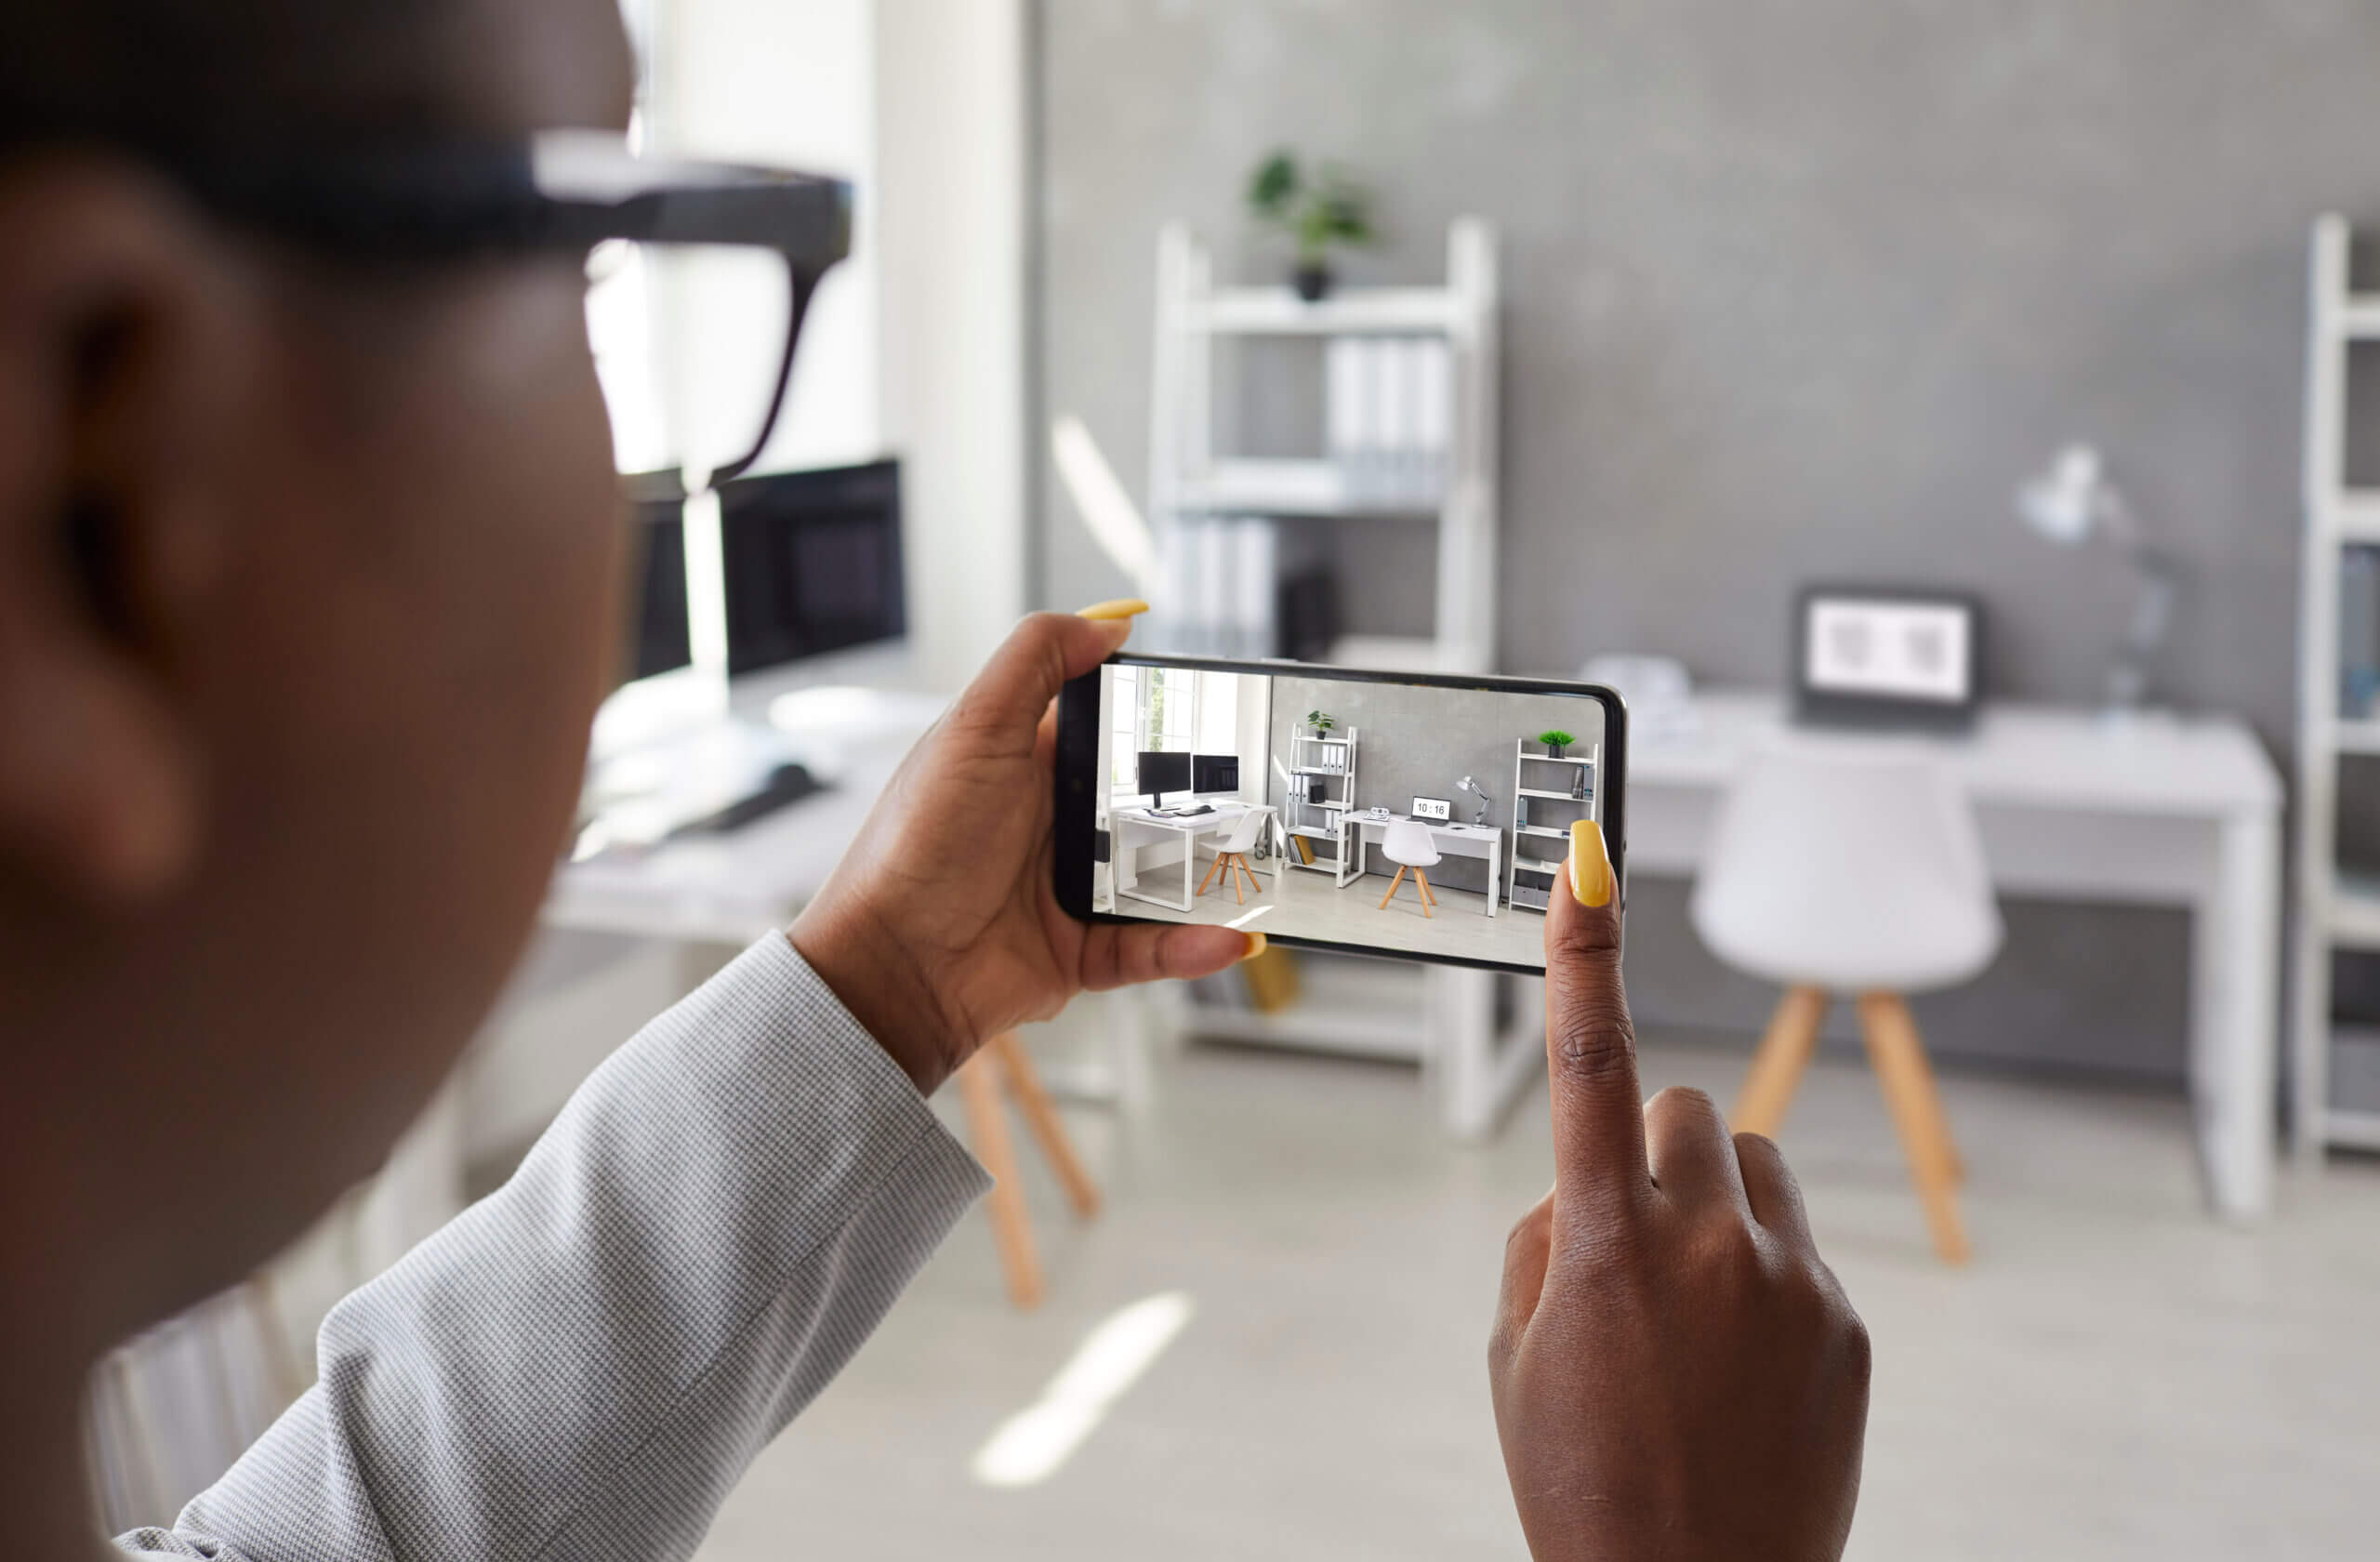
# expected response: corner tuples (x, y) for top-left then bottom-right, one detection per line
(1145, 218), (1500, 673)
(2292, 213), (2380, 1155)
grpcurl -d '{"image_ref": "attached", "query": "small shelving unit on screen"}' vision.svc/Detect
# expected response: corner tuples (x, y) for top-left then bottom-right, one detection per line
(1507, 737), (1598, 912)
(2293, 212), (2380, 1157)
(1281, 726), (1358, 877)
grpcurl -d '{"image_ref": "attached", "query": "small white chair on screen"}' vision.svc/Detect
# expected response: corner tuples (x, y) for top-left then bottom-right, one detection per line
(1690, 743), (2002, 1264)
(1197, 807), (1271, 906)
(1378, 819), (1442, 918)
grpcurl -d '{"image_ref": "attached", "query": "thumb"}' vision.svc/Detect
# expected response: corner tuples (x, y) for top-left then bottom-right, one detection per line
(1078, 922), (1259, 991)
(948, 609), (1142, 737)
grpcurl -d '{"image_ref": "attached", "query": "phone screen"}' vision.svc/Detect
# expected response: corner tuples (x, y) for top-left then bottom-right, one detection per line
(1053, 655), (1624, 974)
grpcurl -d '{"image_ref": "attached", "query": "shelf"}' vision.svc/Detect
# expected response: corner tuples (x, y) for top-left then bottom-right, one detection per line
(1287, 825), (1340, 839)
(1290, 766), (1348, 776)
(2334, 493), (2380, 543)
(2335, 719), (2380, 755)
(2319, 1107), (2380, 1151)
(1183, 955), (1431, 1059)
(1511, 861), (1557, 877)
(1175, 458), (1442, 519)
(2341, 298), (2380, 338)
(1518, 753), (1593, 766)
(1186, 287), (1465, 337)
(1517, 787), (1591, 801)
(1514, 824), (1573, 839)
(2329, 872), (2380, 946)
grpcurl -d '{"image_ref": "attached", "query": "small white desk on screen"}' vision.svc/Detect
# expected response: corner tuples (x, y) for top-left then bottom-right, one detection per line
(1624, 690), (2283, 1222)
(1336, 815), (1505, 915)
(1111, 803), (1263, 913)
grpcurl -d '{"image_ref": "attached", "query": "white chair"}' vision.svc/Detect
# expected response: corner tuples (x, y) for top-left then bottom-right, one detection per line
(1377, 818), (1443, 917)
(1197, 807), (1272, 906)
(1690, 743), (2003, 1264)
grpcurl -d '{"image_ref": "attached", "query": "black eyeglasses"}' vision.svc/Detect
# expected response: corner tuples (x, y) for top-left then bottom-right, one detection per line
(164, 130), (850, 486)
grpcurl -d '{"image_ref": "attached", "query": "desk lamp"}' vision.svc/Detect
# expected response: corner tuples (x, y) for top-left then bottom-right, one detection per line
(1455, 774), (1495, 826)
(2015, 443), (2175, 715)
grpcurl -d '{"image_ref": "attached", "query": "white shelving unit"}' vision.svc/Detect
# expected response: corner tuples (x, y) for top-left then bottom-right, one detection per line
(1282, 726), (1357, 875)
(1146, 217), (1501, 673)
(1147, 218), (1523, 1128)
(1506, 739), (1599, 912)
(2293, 213), (2380, 1155)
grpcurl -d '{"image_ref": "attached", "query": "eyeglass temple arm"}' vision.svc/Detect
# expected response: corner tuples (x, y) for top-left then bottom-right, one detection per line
(708, 260), (818, 486)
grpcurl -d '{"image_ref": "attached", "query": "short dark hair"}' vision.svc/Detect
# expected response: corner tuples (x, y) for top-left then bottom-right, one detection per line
(1, 0), (463, 152)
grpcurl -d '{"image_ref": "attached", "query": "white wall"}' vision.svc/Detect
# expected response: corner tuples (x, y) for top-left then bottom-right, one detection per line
(874, 0), (1029, 692)
(653, 0), (880, 477)
(635, 0), (1030, 695)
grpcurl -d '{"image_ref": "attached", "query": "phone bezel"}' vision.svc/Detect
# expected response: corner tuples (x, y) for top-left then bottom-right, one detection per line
(1052, 653), (1628, 976)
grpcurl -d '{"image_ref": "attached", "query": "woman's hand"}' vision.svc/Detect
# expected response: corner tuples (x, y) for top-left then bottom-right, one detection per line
(1489, 824), (1871, 1561)
(789, 605), (1253, 1093)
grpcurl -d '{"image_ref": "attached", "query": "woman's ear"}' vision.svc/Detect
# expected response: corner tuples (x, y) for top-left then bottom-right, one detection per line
(0, 155), (250, 905)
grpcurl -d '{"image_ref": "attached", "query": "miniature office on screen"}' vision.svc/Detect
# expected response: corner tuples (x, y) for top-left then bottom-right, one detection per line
(1091, 663), (1605, 965)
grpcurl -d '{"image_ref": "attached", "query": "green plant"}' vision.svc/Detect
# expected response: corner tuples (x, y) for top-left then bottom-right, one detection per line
(1306, 709), (1336, 731)
(1247, 151), (1376, 266)
(1538, 729), (1576, 748)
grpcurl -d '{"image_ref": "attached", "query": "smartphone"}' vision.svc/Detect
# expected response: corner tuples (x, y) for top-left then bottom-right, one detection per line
(1052, 654), (1626, 974)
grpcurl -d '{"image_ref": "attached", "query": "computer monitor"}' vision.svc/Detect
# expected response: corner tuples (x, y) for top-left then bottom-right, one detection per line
(591, 470), (717, 763)
(624, 479), (693, 684)
(1137, 749), (1192, 811)
(718, 458), (906, 695)
(1192, 754), (1239, 795)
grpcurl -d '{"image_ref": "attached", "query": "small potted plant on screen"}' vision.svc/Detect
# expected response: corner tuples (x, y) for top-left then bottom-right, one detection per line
(1539, 728), (1575, 761)
(1307, 709), (1336, 737)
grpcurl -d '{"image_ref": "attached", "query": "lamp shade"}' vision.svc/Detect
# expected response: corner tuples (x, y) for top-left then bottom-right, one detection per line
(2016, 443), (2107, 547)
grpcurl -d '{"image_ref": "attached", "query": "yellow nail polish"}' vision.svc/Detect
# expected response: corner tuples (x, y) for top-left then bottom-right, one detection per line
(1238, 930), (1268, 961)
(1570, 820), (1611, 907)
(1076, 598), (1151, 621)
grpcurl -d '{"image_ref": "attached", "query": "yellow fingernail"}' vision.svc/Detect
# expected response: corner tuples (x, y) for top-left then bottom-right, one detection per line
(1238, 930), (1268, 961)
(1570, 820), (1611, 907)
(1076, 598), (1151, 621)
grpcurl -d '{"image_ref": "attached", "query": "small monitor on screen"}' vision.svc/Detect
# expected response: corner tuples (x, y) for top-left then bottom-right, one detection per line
(1192, 754), (1239, 794)
(1137, 749), (1192, 810)
(718, 458), (906, 681)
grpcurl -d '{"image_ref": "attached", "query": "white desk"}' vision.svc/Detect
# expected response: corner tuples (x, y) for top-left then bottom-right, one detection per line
(1337, 814), (1505, 915)
(549, 698), (943, 944)
(1623, 690), (2283, 1221)
(1112, 803), (1264, 913)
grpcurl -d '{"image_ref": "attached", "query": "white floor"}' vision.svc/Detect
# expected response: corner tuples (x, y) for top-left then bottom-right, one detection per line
(690, 1020), (2380, 1562)
(1105, 848), (1547, 966)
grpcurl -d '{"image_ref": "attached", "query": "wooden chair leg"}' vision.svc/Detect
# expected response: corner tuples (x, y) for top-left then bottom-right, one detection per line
(1857, 993), (1971, 1264)
(990, 1032), (1102, 1219)
(958, 1050), (1043, 1307)
(1197, 850), (1226, 896)
(1413, 867), (1434, 918)
(1229, 851), (1246, 904)
(1379, 866), (1409, 908)
(1733, 985), (1827, 1136)
(1236, 854), (1262, 897)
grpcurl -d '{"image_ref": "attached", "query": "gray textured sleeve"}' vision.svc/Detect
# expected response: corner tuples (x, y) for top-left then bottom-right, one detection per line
(115, 934), (988, 1562)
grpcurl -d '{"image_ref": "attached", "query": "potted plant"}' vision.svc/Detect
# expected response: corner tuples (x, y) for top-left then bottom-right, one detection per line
(1306, 709), (1337, 739)
(1538, 728), (1575, 761)
(1247, 151), (1376, 301)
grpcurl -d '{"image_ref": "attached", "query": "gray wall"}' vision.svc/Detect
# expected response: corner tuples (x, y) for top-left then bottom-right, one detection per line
(1037, 1), (2380, 1079)
(1267, 676), (1605, 896)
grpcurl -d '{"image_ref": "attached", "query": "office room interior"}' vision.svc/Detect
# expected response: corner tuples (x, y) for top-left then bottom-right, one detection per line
(1095, 666), (1604, 964)
(63, 2), (2380, 1560)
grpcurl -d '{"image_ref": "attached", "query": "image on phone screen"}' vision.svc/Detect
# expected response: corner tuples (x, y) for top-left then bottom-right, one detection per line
(1055, 655), (1624, 974)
